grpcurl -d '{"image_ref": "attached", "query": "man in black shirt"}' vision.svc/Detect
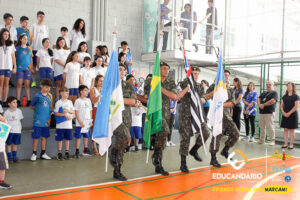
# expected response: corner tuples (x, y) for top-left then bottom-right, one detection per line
(257, 80), (278, 145)
(206, 0), (218, 54)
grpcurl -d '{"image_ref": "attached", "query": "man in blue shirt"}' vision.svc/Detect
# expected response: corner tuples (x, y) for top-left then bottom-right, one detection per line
(30, 79), (53, 161)
(181, 3), (197, 40)
(153, 0), (172, 52)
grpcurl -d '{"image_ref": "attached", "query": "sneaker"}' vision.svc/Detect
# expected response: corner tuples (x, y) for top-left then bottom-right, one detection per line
(30, 153), (37, 161)
(169, 141), (176, 146)
(7, 156), (13, 163)
(17, 100), (21, 107)
(166, 141), (170, 147)
(75, 151), (80, 159)
(0, 182), (12, 189)
(31, 81), (37, 88)
(242, 136), (249, 141)
(82, 149), (91, 156)
(268, 141), (275, 146)
(2, 102), (8, 108)
(65, 152), (71, 160)
(249, 137), (255, 142)
(13, 156), (20, 163)
(40, 153), (52, 160)
(124, 146), (130, 153)
(138, 144), (142, 150)
(26, 100), (31, 107)
(135, 146), (139, 152)
(57, 153), (64, 161)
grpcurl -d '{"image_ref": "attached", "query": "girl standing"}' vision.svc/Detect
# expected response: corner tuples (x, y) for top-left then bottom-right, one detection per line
(0, 28), (16, 107)
(36, 38), (53, 81)
(93, 56), (107, 77)
(232, 77), (244, 131)
(69, 18), (86, 51)
(77, 41), (90, 68)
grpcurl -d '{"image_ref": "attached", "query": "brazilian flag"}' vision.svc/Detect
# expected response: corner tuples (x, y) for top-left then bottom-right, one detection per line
(143, 52), (162, 149)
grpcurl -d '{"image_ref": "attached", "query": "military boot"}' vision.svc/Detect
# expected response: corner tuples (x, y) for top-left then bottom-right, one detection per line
(109, 148), (118, 167)
(210, 152), (221, 168)
(114, 164), (127, 181)
(180, 155), (189, 173)
(221, 145), (230, 159)
(189, 144), (202, 162)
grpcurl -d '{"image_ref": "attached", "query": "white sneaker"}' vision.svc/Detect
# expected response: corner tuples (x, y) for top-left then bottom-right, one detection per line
(41, 153), (52, 160)
(166, 141), (170, 147)
(249, 137), (255, 142)
(268, 142), (275, 146)
(169, 141), (176, 146)
(242, 136), (249, 141)
(138, 144), (142, 150)
(30, 153), (37, 161)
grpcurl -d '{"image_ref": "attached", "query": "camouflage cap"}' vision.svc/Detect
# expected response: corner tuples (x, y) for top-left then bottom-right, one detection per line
(160, 61), (170, 69)
(191, 66), (201, 72)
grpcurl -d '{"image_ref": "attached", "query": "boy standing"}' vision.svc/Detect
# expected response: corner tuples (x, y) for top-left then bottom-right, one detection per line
(54, 87), (74, 160)
(4, 96), (24, 163)
(0, 13), (17, 42)
(30, 79), (53, 161)
(74, 85), (92, 158)
(60, 27), (70, 48)
(16, 16), (32, 45)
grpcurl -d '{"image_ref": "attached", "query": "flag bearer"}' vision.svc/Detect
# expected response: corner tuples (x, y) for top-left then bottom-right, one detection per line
(177, 66), (211, 173)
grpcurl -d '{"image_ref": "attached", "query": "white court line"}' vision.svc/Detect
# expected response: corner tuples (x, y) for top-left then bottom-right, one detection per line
(243, 164), (300, 200)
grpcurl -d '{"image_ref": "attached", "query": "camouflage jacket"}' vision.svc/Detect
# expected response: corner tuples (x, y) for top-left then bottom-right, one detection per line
(206, 83), (234, 117)
(144, 77), (177, 120)
(122, 80), (137, 128)
(178, 78), (206, 120)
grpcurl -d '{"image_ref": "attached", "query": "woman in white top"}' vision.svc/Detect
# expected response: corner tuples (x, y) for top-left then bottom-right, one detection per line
(90, 74), (104, 155)
(93, 56), (107, 77)
(77, 41), (91, 68)
(36, 38), (53, 81)
(63, 51), (81, 104)
(53, 37), (70, 100)
(0, 28), (16, 107)
(70, 18), (86, 51)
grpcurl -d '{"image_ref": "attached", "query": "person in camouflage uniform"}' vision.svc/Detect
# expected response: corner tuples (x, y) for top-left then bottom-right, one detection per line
(110, 63), (139, 181)
(178, 67), (211, 173)
(144, 61), (178, 176)
(206, 70), (240, 167)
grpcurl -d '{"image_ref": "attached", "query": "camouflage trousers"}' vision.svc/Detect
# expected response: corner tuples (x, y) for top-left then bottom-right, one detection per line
(209, 115), (240, 153)
(112, 123), (131, 165)
(153, 118), (170, 158)
(179, 122), (210, 156)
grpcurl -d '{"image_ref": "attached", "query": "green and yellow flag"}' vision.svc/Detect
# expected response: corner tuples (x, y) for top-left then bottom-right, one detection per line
(143, 52), (162, 149)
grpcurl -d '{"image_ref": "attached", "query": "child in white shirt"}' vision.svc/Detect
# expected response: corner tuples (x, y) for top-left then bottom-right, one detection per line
(77, 42), (90, 68)
(36, 38), (53, 81)
(80, 57), (95, 89)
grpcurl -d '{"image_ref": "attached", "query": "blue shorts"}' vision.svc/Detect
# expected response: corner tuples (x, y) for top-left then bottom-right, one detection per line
(16, 70), (32, 80)
(32, 50), (37, 66)
(0, 70), (12, 78)
(39, 68), (53, 80)
(130, 126), (142, 139)
(6, 133), (21, 145)
(69, 88), (79, 96)
(55, 129), (73, 141)
(32, 126), (50, 139)
(74, 127), (91, 139)
(54, 74), (63, 81)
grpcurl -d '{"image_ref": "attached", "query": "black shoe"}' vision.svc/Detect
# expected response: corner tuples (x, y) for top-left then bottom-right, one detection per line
(113, 165), (127, 181)
(180, 155), (189, 173)
(0, 182), (12, 189)
(57, 153), (64, 161)
(282, 145), (288, 149)
(135, 146), (139, 152)
(2, 102), (8, 108)
(17, 100), (21, 107)
(189, 144), (202, 162)
(26, 100), (31, 107)
(65, 152), (71, 160)
(288, 146), (294, 150)
(210, 153), (221, 168)
(75, 151), (80, 159)
(125, 146), (130, 153)
(155, 166), (169, 176)
(220, 146), (230, 159)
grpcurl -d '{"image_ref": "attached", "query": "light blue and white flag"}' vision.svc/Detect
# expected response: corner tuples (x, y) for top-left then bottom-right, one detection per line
(92, 50), (124, 156)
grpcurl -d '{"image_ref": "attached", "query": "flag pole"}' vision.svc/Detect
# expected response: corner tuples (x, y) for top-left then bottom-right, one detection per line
(105, 151), (109, 172)
(146, 148), (150, 164)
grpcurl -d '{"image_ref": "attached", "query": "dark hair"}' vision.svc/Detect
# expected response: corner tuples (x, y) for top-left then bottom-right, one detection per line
(65, 51), (79, 66)
(60, 27), (68, 32)
(184, 3), (191, 8)
(93, 55), (104, 67)
(101, 45), (109, 56)
(233, 77), (242, 90)
(224, 69), (231, 75)
(77, 41), (88, 52)
(121, 41), (128, 46)
(118, 52), (126, 62)
(3, 13), (13, 19)
(20, 16), (29, 22)
(0, 28), (13, 47)
(146, 74), (152, 79)
(244, 82), (255, 99)
(16, 34), (29, 46)
(55, 37), (68, 50)
(126, 74), (134, 81)
(6, 96), (17, 104)
(94, 74), (104, 87)
(37, 11), (45, 16)
(73, 18), (86, 37)
(41, 79), (52, 87)
(42, 38), (53, 56)
(84, 56), (91, 62)
(285, 82), (296, 96)
(79, 85), (88, 95)
(96, 45), (102, 54)
(201, 80), (209, 87)
(59, 86), (69, 93)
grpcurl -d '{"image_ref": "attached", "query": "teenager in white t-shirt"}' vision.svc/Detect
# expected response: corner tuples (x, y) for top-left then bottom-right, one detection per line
(80, 57), (95, 89)
(0, 13), (17, 42)
(31, 11), (49, 87)
(60, 27), (70, 49)
(53, 37), (70, 100)
(70, 18), (86, 51)
(54, 87), (75, 161)
(0, 29), (16, 107)
(74, 85), (92, 157)
(77, 42), (91, 68)
(93, 56), (107, 77)
(36, 38), (53, 81)
(4, 96), (24, 163)
(63, 51), (80, 104)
